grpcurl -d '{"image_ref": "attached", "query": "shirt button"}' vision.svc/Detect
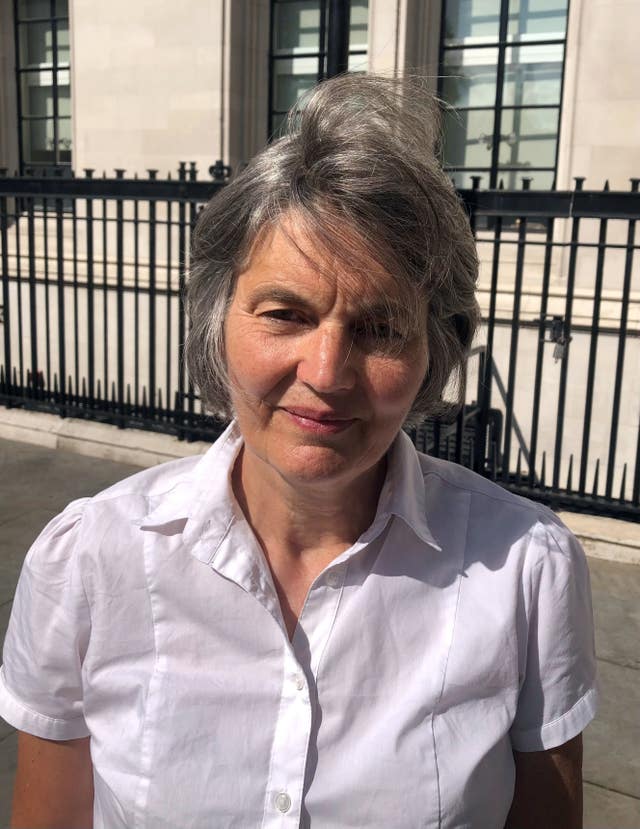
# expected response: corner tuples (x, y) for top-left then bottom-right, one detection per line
(294, 673), (305, 691)
(275, 791), (292, 813)
(325, 570), (342, 588)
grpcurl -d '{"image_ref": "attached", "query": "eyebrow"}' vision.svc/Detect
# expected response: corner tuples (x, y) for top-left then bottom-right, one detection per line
(248, 286), (311, 309)
(247, 284), (406, 320)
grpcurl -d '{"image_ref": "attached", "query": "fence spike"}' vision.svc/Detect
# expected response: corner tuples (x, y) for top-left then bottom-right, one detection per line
(82, 377), (87, 398)
(96, 378), (102, 400)
(603, 179), (610, 192)
(516, 448), (522, 481)
(498, 178), (505, 190)
(67, 375), (74, 397)
(111, 381), (117, 405)
(540, 452), (546, 489)
(592, 459), (600, 497)
(619, 464), (627, 501)
(157, 388), (163, 411)
(53, 372), (58, 394)
(126, 383), (131, 406)
(566, 454), (574, 490)
(142, 386), (148, 409)
(630, 178), (640, 193)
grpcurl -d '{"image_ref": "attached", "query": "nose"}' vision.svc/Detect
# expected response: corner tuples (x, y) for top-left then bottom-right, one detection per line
(296, 324), (356, 393)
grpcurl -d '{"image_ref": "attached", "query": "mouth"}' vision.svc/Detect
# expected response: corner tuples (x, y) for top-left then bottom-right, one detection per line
(281, 407), (356, 434)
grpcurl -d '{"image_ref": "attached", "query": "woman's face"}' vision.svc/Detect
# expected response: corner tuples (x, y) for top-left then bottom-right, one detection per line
(223, 217), (429, 492)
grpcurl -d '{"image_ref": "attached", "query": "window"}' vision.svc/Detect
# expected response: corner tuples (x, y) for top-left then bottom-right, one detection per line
(269, 0), (369, 139)
(14, 0), (71, 172)
(439, 0), (569, 189)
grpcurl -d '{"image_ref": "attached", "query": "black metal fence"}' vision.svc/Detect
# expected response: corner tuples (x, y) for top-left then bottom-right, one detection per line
(0, 167), (639, 521)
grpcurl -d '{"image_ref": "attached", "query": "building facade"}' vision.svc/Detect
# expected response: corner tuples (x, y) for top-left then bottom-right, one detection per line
(0, 0), (638, 188)
(0, 0), (638, 518)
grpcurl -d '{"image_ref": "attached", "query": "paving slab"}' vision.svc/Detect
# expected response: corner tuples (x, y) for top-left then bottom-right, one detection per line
(584, 781), (640, 829)
(583, 659), (640, 799)
(589, 557), (640, 671)
(0, 730), (17, 828)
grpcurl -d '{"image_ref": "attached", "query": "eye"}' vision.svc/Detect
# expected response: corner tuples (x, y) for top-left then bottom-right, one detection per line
(353, 319), (403, 342)
(260, 308), (306, 324)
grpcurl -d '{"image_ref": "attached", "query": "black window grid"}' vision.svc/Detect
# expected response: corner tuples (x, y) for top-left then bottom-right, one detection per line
(13, 0), (71, 173)
(438, 0), (570, 190)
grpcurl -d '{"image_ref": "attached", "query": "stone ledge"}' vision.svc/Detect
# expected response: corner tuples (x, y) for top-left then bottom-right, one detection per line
(1, 407), (638, 564)
(558, 511), (640, 566)
(0, 406), (210, 467)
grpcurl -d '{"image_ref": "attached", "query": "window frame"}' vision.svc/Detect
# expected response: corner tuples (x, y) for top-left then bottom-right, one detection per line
(267, 0), (369, 142)
(438, 0), (570, 190)
(13, 0), (71, 173)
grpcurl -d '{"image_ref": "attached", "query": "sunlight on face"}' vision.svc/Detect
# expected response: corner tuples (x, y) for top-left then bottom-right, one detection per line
(223, 215), (429, 493)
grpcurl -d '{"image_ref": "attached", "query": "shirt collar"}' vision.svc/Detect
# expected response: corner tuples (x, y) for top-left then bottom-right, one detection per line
(365, 429), (441, 550)
(139, 421), (441, 553)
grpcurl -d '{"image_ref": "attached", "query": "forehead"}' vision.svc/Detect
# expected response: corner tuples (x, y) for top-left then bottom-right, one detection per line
(238, 216), (407, 308)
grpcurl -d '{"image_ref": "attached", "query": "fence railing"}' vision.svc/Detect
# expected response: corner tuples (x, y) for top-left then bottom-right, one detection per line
(0, 167), (639, 520)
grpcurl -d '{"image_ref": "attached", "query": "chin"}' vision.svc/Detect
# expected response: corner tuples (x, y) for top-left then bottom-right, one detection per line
(274, 439), (384, 489)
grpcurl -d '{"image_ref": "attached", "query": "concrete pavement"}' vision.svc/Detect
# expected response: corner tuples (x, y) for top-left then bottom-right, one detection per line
(0, 436), (638, 827)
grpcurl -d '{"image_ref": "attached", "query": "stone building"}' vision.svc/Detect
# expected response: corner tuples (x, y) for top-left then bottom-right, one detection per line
(0, 0), (638, 189)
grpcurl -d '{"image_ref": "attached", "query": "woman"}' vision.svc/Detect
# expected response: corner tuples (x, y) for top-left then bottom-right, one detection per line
(1, 75), (597, 828)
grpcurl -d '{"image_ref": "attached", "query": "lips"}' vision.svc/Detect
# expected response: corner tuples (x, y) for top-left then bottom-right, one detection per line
(280, 406), (356, 434)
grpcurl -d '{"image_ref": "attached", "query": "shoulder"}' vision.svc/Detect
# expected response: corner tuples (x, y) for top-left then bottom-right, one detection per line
(418, 452), (583, 570)
(90, 453), (203, 510)
(25, 453), (206, 570)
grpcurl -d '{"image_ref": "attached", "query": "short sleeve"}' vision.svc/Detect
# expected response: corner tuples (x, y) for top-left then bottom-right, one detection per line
(510, 513), (599, 752)
(0, 498), (92, 740)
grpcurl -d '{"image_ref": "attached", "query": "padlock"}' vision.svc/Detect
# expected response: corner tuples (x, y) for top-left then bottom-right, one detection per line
(553, 341), (566, 362)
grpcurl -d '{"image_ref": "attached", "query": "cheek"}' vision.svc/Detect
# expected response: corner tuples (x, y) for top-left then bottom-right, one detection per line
(226, 331), (293, 401)
(366, 360), (427, 414)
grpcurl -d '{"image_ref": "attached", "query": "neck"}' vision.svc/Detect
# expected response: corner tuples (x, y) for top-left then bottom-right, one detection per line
(232, 446), (387, 561)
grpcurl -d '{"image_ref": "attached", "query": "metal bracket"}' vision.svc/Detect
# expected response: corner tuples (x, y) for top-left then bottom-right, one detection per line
(536, 314), (572, 362)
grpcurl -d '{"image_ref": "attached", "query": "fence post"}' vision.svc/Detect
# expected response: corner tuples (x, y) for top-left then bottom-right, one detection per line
(115, 169), (126, 427)
(0, 178), (11, 406)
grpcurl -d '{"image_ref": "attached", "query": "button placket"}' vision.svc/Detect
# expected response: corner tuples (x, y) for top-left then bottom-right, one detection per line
(261, 562), (349, 826)
(261, 647), (311, 827)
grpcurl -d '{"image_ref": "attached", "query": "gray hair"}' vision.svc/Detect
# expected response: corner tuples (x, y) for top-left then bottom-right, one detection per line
(186, 74), (480, 425)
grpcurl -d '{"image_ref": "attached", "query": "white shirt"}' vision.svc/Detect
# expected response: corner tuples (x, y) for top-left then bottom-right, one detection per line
(0, 422), (598, 828)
